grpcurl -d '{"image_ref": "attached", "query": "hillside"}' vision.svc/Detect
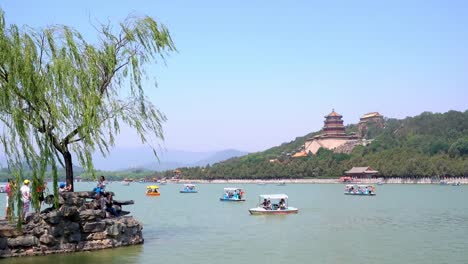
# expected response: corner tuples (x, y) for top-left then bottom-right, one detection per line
(178, 110), (468, 179)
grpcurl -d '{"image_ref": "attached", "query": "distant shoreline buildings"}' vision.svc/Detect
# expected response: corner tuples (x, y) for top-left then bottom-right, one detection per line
(293, 109), (384, 156)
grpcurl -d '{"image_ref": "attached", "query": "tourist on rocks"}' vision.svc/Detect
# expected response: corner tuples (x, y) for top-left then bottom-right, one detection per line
(59, 182), (72, 193)
(4, 178), (13, 220)
(36, 181), (47, 212)
(20, 179), (31, 221)
(97, 175), (107, 192)
(103, 192), (118, 217)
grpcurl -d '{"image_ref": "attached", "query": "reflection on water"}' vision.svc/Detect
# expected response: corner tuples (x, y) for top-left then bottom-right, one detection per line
(0, 183), (467, 264)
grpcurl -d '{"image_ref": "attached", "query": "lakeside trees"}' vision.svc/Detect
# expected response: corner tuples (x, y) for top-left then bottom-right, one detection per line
(0, 9), (174, 217)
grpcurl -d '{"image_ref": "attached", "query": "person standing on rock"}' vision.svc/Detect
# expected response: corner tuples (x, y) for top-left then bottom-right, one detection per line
(20, 179), (31, 221)
(4, 178), (13, 220)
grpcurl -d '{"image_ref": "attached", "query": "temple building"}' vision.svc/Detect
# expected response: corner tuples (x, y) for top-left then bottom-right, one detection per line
(304, 109), (358, 155)
(344, 166), (379, 178)
(358, 112), (384, 138)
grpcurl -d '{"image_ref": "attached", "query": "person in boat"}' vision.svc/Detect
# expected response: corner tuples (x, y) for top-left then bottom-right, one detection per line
(262, 199), (272, 210)
(279, 198), (286, 210)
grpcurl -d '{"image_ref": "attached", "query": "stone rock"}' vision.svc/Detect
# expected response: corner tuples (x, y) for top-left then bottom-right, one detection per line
(68, 232), (81, 243)
(113, 200), (134, 206)
(24, 213), (42, 224)
(106, 224), (121, 237)
(50, 225), (64, 237)
(82, 222), (106, 233)
(39, 234), (56, 245)
(79, 209), (105, 221)
(0, 237), (7, 250)
(60, 205), (79, 219)
(32, 226), (47, 236)
(7, 236), (39, 247)
(45, 211), (62, 224)
(86, 231), (107, 240)
(64, 222), (80, 234)
(0, 224), (23, 237)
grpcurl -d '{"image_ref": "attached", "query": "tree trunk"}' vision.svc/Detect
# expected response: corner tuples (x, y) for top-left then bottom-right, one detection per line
(63, 151), (74, 192)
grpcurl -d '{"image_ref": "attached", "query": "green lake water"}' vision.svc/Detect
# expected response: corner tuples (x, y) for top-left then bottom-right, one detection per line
(1, 183), (468, 264)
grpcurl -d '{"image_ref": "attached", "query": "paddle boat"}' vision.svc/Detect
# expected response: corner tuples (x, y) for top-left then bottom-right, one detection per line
(452, 182), (461, 186)
(219, 188), (245, 201)
(249, 194), (298, 215)
(146, 185), (160, 196)
(180, 184), (198, 193)
(277, 181), (286, 186)
(344, 184), (376, 196)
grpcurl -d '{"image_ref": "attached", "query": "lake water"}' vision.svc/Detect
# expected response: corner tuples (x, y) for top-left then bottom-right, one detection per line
(1, 183), (468, 263)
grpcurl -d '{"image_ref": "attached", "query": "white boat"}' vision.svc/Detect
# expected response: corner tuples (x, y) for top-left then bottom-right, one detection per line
(220, 187), (245, 202)
(344, 184), (376, 196)
(249, 194), (298, 215)
(121, 181), (130, 186)
(180, 184), (198, 193)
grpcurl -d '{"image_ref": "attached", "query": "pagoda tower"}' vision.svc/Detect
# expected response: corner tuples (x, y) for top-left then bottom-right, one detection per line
(322, 109), (346, 137)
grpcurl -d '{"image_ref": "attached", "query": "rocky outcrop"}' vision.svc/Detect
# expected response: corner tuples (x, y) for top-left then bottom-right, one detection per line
(0, 191), (143, 258)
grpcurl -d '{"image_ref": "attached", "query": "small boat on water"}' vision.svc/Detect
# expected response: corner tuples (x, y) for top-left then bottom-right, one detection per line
(180, 184), (198, 193)
(0, 185), (5, 193)
(452, 182), (461, 186)
(249, 194), (298, 215)
(344, 184), (376, 196)
(146, 185), (160, 196)
(219, 188), (245, 202)
(277, 181), (286, 186)
(122, 178), (133, 186)
(377, 182), (384, 185)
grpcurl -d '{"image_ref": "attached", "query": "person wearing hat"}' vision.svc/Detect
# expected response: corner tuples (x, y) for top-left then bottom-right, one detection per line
(20, 179), (31, 221)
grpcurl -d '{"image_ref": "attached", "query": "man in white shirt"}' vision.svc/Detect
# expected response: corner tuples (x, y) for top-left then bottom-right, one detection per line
(20, 179), (31, 221)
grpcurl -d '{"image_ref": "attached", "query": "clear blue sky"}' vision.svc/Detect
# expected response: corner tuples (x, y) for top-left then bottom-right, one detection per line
(2, 0), (468, 152)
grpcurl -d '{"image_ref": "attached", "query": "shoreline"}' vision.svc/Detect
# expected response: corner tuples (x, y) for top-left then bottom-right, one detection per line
(175, 177), (468, 184)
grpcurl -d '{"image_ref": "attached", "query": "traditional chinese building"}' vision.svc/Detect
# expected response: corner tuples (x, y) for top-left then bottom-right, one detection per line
(344, 166), (379, 178)
(322, 110), (347, 137)
(358, 112), (384, 138)
(304, 109), (358, 155)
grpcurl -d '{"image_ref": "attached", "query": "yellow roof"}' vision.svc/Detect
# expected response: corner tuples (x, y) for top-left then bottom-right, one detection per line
(326, 109), (342, 117)
(361, 112), (382, 119)
(292, 151), (308, 158)
(147, 185), (159, 189)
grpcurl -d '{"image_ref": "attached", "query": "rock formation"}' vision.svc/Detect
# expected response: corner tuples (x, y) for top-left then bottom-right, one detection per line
(0, 191), (143, 258)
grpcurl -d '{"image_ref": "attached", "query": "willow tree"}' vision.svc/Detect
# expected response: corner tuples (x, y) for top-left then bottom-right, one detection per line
(0, 9), (175, 197)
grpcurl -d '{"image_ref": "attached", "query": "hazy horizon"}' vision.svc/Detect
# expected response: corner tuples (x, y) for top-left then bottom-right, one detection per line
(2, 1), (467, 153)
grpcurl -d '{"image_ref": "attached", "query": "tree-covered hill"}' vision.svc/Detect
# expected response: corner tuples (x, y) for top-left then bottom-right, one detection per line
(177, 110), (468, 179)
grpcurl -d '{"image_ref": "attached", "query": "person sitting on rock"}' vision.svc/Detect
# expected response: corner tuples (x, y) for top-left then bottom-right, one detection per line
(103, 192), (118, 217)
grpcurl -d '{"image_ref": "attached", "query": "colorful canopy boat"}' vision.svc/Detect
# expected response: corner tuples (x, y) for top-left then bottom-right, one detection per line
(219, 187), (245, 202)
(344, 184), (376, 196)
(249, 194), (298, 215)
(146, 185), (160, 196)
(180, 184), (198, 193)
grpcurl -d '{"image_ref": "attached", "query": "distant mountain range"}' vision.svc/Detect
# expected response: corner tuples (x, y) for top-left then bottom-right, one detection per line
(92, 148), (248, 171)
